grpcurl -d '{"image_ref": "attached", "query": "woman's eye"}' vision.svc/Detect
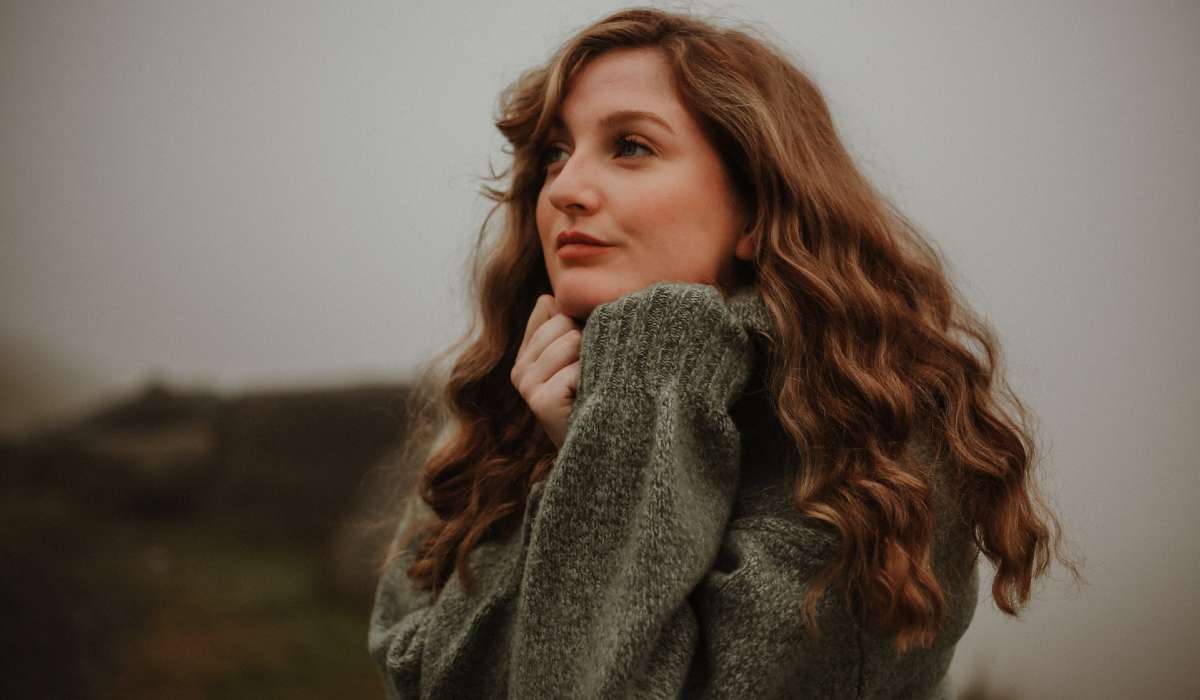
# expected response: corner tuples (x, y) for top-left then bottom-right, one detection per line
(614, 135), (653, 158)
(542, 145), (567, 166)
(541, 135), (653, 170)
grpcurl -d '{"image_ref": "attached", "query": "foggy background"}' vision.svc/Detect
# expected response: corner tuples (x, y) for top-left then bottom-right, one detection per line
(2, 1), (1197, 697)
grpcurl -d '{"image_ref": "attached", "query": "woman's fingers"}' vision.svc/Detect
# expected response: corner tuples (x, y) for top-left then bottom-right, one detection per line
(520, 294), (559, 349)
(546, 359), (581, 399)
(512, 293), (583, 450)
(535, 360), (581, 448)
(524, 314), (578, 363)
(516, 296), (580, 376)
(516, 326), (581, 394)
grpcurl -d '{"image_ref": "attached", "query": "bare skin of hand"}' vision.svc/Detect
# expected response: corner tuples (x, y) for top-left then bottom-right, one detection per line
(511, 294), (582, 450)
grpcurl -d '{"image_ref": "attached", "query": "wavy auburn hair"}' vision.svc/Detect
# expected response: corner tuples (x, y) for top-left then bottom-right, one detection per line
(377, 6), (1079, 655)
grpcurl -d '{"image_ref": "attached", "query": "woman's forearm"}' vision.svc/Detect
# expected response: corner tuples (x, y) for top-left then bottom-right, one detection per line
(509, 284), (754, 694)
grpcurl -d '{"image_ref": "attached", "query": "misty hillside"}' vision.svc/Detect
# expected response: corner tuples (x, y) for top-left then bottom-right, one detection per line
(1, 380), (416, 699)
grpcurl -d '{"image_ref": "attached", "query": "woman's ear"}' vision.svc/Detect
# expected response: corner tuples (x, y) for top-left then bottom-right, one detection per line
(734, 228), (756, 261)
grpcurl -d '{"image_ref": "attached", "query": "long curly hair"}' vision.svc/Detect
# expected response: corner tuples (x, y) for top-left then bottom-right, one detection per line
(376, 6), (1079, 655)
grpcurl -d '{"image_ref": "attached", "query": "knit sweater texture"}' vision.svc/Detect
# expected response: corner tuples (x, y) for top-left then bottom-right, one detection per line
(368, 281), (980, 699)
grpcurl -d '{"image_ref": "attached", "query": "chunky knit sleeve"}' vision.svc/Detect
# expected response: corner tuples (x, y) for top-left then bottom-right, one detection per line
(368, 281), (950, 698)
(367, 496), (437, 695)
(508, 281), (756, 696)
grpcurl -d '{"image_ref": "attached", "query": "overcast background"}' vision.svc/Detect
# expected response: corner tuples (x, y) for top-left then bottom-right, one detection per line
(2, 1), (1198, 697)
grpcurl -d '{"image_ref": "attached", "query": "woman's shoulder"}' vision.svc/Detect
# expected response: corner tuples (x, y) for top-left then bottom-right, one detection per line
(720, 424), (980, 676)
(729, 420), (977, 572)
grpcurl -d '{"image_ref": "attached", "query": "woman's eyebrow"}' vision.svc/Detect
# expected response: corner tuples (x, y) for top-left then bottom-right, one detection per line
(550, 109), (675, 135)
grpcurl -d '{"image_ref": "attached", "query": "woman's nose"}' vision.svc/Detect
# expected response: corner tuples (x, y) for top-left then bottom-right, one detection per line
(545, 152), (601, 214)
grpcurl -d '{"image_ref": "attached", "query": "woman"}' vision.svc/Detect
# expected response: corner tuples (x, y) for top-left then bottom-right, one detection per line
(369, 7), (1077, 698)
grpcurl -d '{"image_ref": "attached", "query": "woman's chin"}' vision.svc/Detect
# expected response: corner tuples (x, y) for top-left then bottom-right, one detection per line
(552, 280), (625, 324)
(556, 296), (599, 324)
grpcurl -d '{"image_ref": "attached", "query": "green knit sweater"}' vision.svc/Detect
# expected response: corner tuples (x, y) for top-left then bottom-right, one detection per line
(368, 281), (979, 699)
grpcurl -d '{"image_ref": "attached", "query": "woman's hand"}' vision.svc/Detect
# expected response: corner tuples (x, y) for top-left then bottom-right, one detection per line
(511, 294), (582, 450)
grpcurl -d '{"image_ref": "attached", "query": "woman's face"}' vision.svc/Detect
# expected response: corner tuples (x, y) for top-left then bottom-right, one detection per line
(535, 46), (754, 322)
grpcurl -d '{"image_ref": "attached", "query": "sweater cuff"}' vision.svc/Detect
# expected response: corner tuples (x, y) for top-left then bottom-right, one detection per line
(575, 282), (755, 408)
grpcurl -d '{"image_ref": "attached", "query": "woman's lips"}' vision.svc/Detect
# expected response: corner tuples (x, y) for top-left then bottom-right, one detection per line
(557, 243), (615, 260)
